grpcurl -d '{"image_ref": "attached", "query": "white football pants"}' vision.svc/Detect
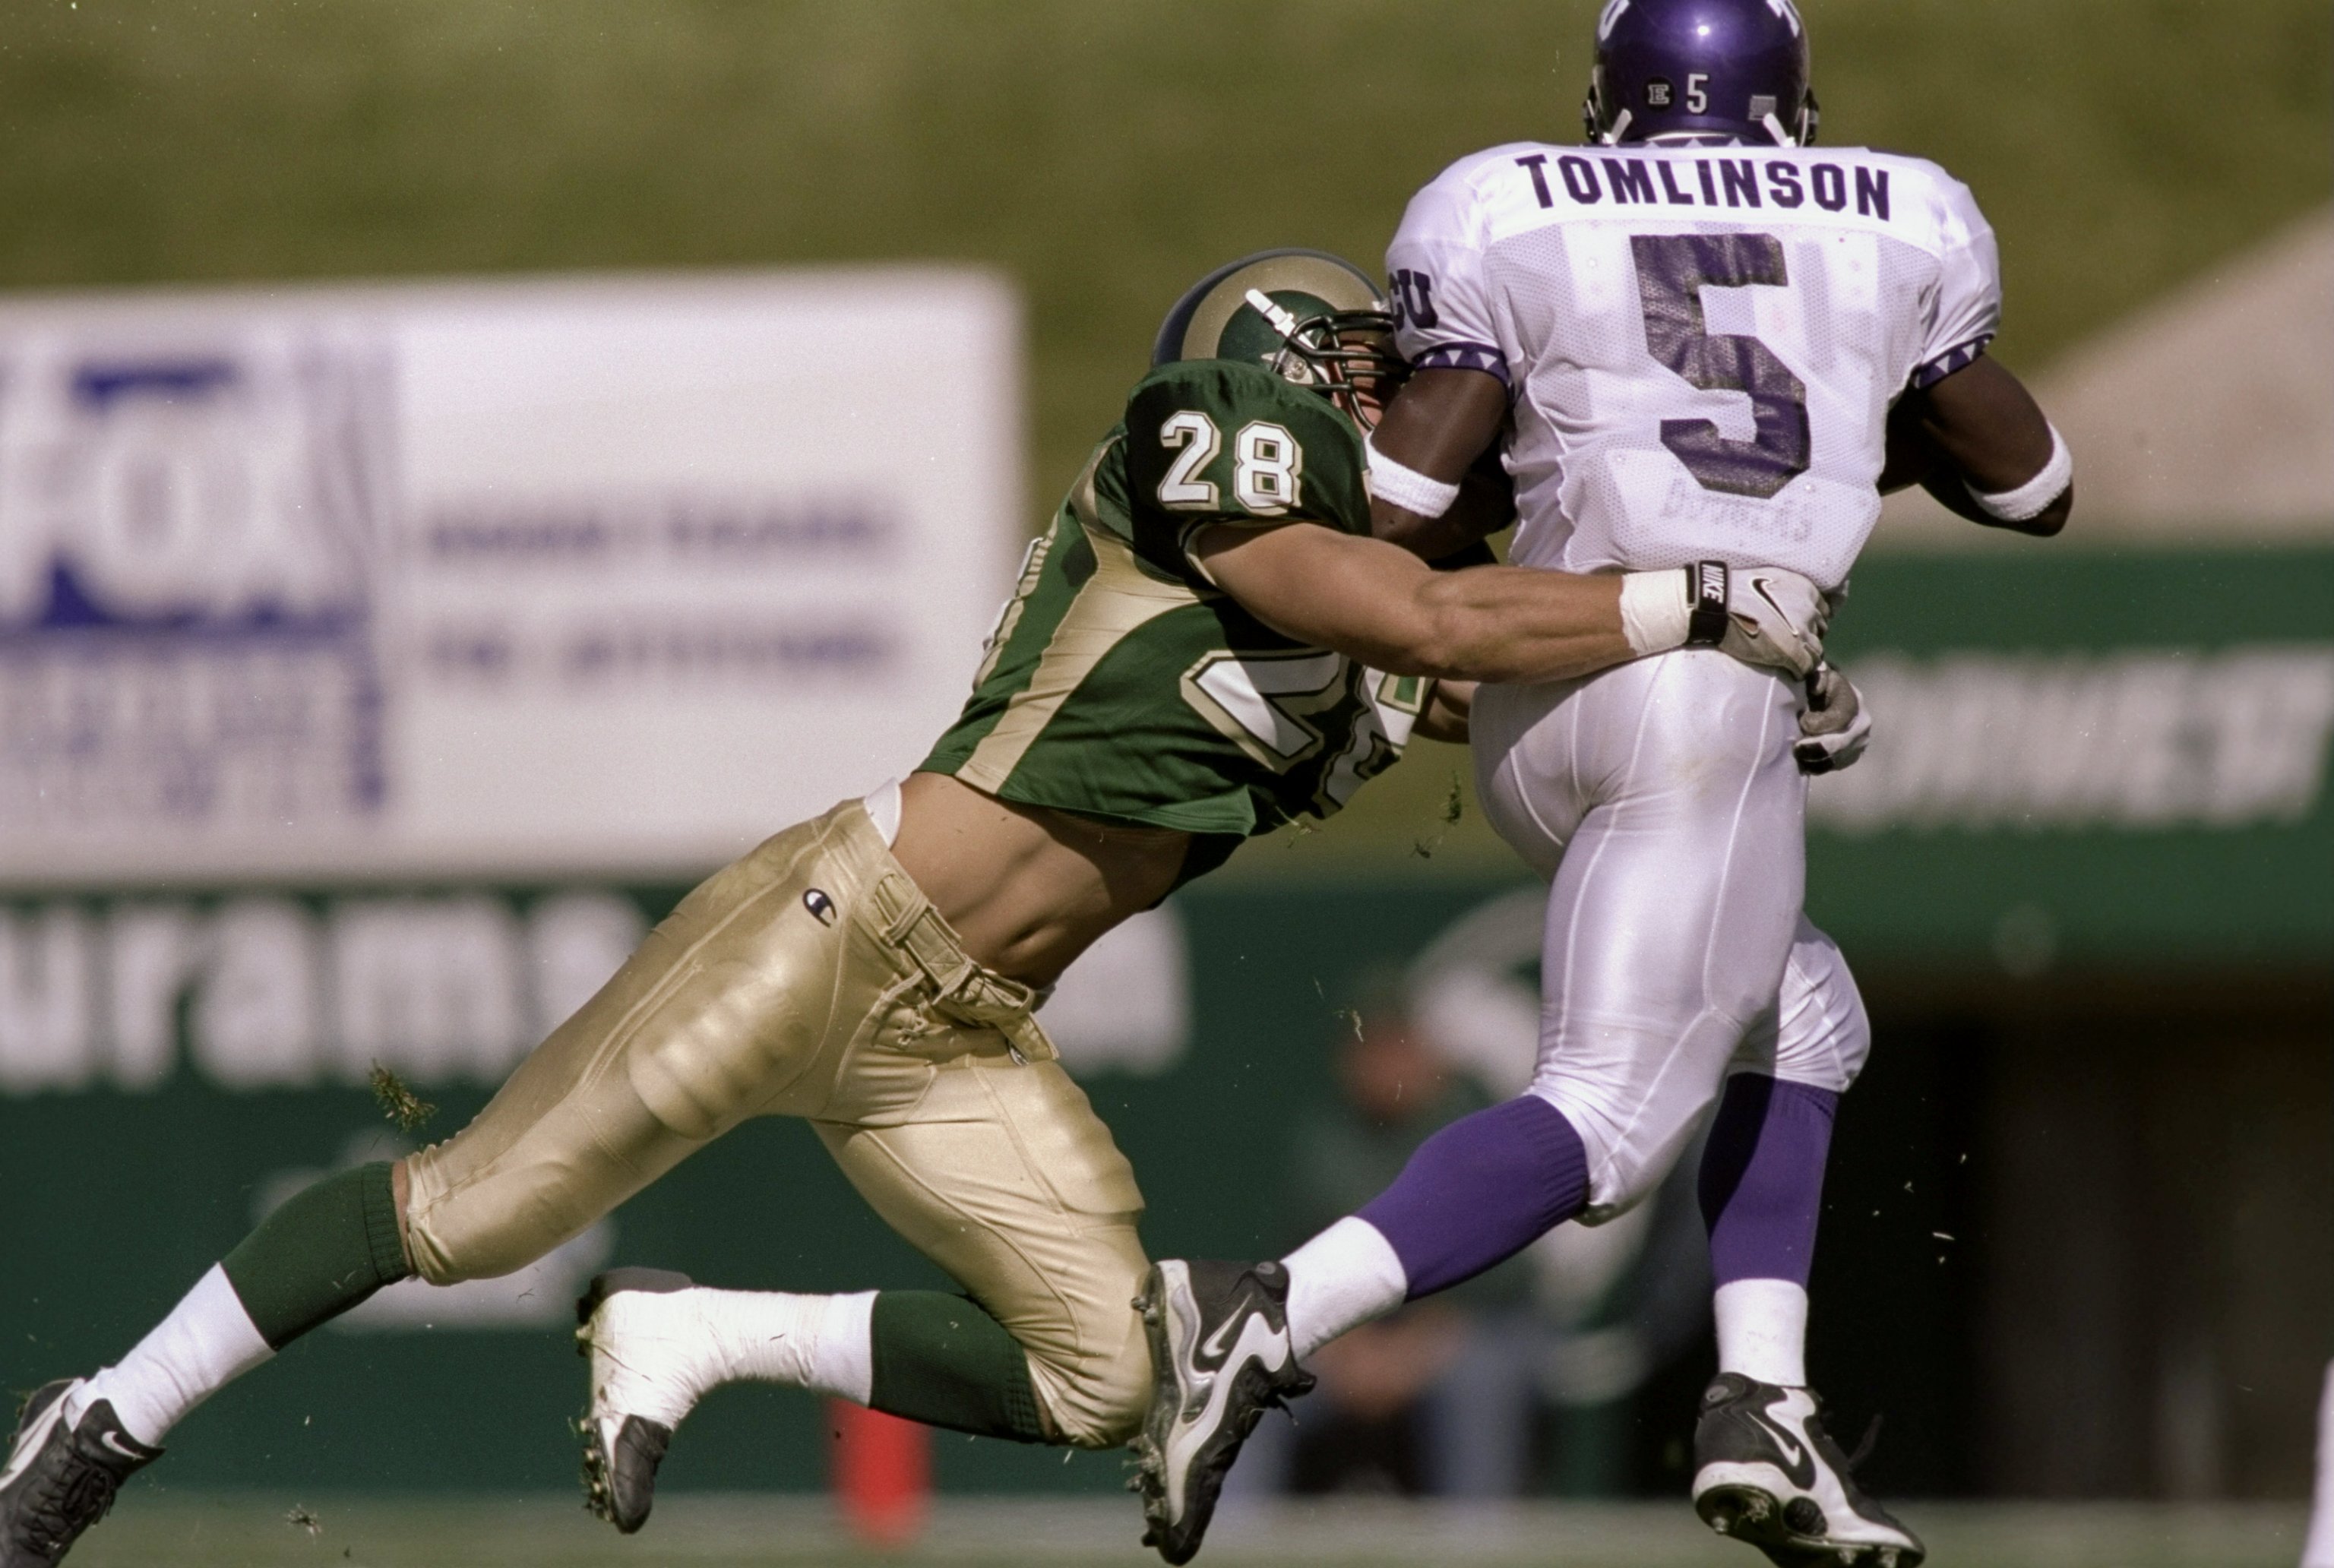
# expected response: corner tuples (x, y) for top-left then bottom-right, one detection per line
(1475, 650), (1869, 1222)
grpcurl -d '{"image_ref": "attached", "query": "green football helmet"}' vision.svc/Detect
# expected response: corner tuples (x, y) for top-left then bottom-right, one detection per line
(1151, 249), (1406, 429)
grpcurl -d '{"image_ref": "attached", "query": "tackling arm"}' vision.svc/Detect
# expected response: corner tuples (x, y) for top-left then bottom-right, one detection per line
(1884, 356), (2073, 536)
(1195, 521), (1629, 684)
(1192, 522), (1830, 684)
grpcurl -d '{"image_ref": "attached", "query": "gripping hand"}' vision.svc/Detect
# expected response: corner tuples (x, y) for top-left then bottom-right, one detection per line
(1794, 663), (1873, 775)
(1619, 561), (1828, 678)
(1717, 565), (1830, 678)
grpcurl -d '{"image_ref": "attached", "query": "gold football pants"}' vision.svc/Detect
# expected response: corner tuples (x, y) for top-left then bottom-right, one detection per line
(401, 798), (1153, 1446)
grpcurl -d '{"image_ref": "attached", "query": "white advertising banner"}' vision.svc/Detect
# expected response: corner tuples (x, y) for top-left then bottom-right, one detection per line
(0, 270), (1020, 882)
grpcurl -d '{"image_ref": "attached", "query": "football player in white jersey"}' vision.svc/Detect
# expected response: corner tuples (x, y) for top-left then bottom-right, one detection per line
(1139, 3), (2071, 1565)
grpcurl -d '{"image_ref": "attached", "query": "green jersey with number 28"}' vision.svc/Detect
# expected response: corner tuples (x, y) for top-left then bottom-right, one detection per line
(920, 359), (1428, 887)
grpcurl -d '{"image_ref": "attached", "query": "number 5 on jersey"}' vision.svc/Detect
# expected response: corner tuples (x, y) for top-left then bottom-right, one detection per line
(1157, 411), (1305, 516)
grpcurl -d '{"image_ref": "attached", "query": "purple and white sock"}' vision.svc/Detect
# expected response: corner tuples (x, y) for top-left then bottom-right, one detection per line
(1699, 1073), (1838, 1386)
(1357, 1094), (1590, 1295)
(1282, 1096), (1589, 1361)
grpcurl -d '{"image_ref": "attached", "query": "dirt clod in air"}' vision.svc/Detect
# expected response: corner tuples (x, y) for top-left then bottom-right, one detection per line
(1413, 773), (1467, 858)
(368, 1064), (437, 1133)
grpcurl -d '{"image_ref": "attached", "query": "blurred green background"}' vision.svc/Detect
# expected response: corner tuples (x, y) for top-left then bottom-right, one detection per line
(9, 0), (2320, 868)
(2, 0), (2326, 504)
(0, 0), (2326, 1541)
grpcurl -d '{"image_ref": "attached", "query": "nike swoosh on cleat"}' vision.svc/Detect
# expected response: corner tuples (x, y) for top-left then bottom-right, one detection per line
(1741, 1403), (1818, 1490)
(97, 1430), (147, 1462)
(1197, 1310), (1244, 1366)
(1200, 1305), (1287, 1380)
(1175, 1315), (1289, 1448)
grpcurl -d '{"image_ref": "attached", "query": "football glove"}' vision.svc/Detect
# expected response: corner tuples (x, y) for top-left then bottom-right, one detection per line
(1618, 562), (1830, 678)
(1713, 564), (1830, 679)
(1794, 663), (1873, 776)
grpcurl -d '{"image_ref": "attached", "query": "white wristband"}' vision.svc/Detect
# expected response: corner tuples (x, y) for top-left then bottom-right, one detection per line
(1618, 569), (1691, 656)
(1364, 436), (1461, 520)
(1966, 424), (2072, 522)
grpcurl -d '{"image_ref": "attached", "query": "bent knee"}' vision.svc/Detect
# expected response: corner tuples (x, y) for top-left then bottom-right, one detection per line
(1771, 978), (1871, 1096)
(1766, 921), (1870, 1094)
(1583, 1156), (1670, 1223)
(1773, 1007), (1869, 1094)
(406, 1216), (541, 1287)
(403, 1173), (587, 1286)
(1028, 1313), (1153, 1449)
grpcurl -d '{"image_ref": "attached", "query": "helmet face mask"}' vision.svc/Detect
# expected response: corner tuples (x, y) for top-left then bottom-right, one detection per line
(1264, 306), (1406, 431)
(1581, 0), (1817, 148)
(1153, 250), (1407, 432)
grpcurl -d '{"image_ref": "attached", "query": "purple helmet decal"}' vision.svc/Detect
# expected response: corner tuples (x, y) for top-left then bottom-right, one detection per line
(1584, 0), (1817, 147)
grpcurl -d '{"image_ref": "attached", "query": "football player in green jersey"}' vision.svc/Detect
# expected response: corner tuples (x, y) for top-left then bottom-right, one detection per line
(0, 251), (1836, 1568)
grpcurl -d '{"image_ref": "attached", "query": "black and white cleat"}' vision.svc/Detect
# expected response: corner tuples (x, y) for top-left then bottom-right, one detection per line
(1130, 1259), (1314, 1566)
(1692, 1373), (1925, 1567)
(574, 1267), (698, 1535)
(0, 1380), (162, 1567)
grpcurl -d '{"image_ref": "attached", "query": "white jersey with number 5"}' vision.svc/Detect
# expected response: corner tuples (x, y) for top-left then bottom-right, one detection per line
(1387, 142), (2000, 590)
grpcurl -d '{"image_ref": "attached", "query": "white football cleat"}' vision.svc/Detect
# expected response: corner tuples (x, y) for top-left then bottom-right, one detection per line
(1131, 1259), (1314, 1566)
(574, 1268), (701, 1535)
(1692, 1373), (1925, 1567)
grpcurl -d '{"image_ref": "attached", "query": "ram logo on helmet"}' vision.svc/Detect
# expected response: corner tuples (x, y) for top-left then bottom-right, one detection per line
(1150, 249), (1407, 431)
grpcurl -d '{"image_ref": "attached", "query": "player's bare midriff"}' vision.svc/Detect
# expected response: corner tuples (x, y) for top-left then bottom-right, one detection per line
(890, 770), (1191, 986)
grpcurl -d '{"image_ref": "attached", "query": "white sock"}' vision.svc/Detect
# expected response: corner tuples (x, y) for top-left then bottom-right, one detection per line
(1281, 1218), (1409, 1362)
(1713, 1278), (1810, 1387)
(599, 1287), (877, 1428)
(65, 1265), (274, 1446)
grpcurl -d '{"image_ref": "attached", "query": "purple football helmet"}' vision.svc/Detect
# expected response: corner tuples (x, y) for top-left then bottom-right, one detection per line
(1583, 0), (1819, 147)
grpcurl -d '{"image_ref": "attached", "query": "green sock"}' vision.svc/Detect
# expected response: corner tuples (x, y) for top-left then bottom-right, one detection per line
(868, 1291), (1047, 1443)
(222, 1162), (412, 1348)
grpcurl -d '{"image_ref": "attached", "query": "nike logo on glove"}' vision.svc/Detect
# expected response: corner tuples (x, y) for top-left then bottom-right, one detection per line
(1747, 576), (1818, 648)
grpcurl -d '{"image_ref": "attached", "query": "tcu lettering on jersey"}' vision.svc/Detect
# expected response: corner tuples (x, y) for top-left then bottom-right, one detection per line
(1387, 141), (1999, 589)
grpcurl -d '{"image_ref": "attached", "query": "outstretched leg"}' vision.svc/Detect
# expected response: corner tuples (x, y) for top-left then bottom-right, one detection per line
(0, 1161), (415, 1567)
(2, 798), (1095, 1564)
(69, 1159), (413, 1452)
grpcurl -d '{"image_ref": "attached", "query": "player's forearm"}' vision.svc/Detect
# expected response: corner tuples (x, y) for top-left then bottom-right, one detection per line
(1201, 522), (1630, 684)
(1404, 568), (1631, 684)
(1916, 357), (2073, 536)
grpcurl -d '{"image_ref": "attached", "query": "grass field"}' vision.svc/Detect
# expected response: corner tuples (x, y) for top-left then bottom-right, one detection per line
(63, 1494), (2319, 1568)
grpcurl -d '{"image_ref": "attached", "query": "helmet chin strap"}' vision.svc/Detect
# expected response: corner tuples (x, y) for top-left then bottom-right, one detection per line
(1761, 110), (1801, 147)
